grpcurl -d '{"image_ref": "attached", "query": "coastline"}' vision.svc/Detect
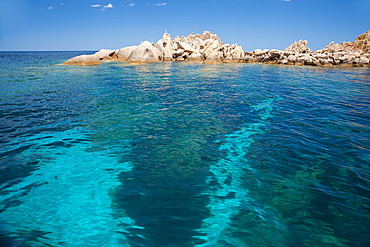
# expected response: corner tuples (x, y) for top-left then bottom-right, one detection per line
(62, 30), (370, 67)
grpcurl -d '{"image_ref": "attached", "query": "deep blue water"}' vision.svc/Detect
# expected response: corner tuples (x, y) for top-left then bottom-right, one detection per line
(1, 51), (370, 247)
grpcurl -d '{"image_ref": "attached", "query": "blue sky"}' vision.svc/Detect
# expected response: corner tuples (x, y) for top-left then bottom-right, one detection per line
(0, 0), (369, 51)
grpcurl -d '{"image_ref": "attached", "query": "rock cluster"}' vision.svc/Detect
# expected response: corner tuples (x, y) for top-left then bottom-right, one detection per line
(62, 31), (245, 65)
(245, 49), (370, 67)
(170, 31), (245, 63)
(245, 30), (370, 67)
(62, 30), (370, 67)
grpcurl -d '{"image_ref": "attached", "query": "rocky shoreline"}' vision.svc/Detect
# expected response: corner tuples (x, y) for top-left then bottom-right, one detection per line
(62, 30), (370, 67)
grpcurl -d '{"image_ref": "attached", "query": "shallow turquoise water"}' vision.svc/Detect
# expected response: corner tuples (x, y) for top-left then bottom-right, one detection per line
(1, 52), (370, 246)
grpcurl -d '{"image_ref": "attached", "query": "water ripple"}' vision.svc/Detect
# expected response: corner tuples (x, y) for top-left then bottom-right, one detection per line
(0, 53), (370, 246)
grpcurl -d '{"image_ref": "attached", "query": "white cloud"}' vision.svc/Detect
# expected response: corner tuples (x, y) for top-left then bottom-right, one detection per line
(281, 0), (291, 1)
(129, 3), (135, 7)
(103, 3), (113, 8)
(101, 3), (113, 11)
(91, 3), (113, 11)
(48, 6), (54, 10)
(148, 3), (167, 6)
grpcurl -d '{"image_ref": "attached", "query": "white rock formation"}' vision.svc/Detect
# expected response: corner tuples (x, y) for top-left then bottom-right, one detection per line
(62, 55), (101, 65)
(284, 40), (311, 53)
(359, 56), (369, 65)
(94, 49), (117, 60)
(155, 33), (173, 61)
(223, 44), (245, 62)
(188, 53), (203, 62)
(287, 55), (296, 62)
(205, 50), (223, 63)
(171, 31), (244, 63)
(62, 30), (369, 67)
(253, 49), (264, 56)
(176, 41), (196, 54)
(116, 46), (137, 61)
(127, 41), (161, 63)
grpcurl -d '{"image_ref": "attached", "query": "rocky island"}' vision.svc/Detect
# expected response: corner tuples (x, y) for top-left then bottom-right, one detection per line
(63, 30), (370, 67)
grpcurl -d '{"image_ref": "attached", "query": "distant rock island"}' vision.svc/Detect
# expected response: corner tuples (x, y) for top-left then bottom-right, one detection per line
(63, 30), (370, 67)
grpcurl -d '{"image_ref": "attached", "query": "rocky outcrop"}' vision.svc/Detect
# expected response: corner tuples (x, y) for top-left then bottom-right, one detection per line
(171, 31), (245, 63)
(357, 30), (370, 41)
(116, 46), (137, 61)
(94, 49), (117, 60)
(62, 30), (369, 67)
(155, 33), (173, 61)
(244, 30), (370, 67)
(284, 40), (311, 53)
(127, 41), (161, 63)
(62, 54), (101, 65)
(223, 44), (245, 63)
(318, 30), (370, 54)
(245, 48), (370, 67)
(62, 49), (117, 65)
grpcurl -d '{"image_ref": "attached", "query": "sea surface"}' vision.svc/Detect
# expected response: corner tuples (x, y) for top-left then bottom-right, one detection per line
(0, 51), (370, 247)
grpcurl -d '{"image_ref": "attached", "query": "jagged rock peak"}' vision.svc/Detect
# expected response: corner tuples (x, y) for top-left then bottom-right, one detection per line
(284, 40), (311, 53)
(318, 29), (370, 54)
(356, 30), (370, 41)
(170, 31), (244, 63)
(156, 32), (173, 61)
(174, 31), (221, 42)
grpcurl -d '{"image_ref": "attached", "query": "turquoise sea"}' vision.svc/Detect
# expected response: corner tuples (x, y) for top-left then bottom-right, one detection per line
(0, 51), (370, 247)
